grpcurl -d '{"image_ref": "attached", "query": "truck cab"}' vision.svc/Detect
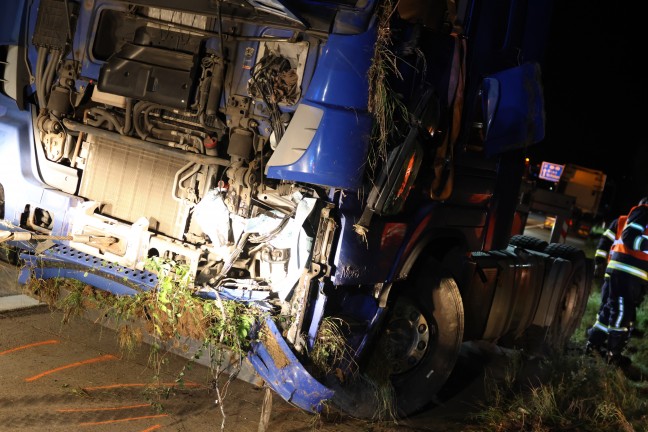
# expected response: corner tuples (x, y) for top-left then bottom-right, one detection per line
(0, 0), (591, 418)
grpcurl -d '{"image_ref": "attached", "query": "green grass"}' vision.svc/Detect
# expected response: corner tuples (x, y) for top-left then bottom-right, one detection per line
(471, 352), (647, 431)
(470, 235), (648, 431)
(470, 276), (648, 431)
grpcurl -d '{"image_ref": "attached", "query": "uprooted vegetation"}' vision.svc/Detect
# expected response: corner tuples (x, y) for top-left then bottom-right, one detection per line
(22, 257), (370, 428)
(23, 258), (358, 378)
(24, 257), (262, 358)
(23, 257), (266, 431)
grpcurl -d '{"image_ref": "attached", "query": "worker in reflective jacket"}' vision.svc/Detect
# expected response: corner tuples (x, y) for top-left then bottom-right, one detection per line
(594, 218), (619, 278)
(586, 198), (648, 371)
(587, 217), (620, 355)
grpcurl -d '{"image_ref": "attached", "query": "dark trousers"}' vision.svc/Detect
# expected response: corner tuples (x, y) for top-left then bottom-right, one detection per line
(588, 271), (647, 354)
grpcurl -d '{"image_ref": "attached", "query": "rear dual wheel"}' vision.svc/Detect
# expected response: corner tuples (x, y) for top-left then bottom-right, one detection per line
(543, 243), (591, 350)
(509, 234), (548, 252)
(515, 242), (592, 354)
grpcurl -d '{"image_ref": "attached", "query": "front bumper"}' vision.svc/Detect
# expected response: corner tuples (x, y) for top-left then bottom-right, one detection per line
(18, 241), (334, 413)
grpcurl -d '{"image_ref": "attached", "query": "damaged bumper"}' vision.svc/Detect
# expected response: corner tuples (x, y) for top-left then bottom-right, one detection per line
(17, 241), (334, 413)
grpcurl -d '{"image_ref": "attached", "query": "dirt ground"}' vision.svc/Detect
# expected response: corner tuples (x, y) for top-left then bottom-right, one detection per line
(0, 305), (504, 432)
(0, 260), (520, 432)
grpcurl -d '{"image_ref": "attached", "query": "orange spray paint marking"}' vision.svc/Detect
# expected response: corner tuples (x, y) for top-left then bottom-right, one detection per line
(79, 414), (168, 426)
(24, 354), (118, 382)
(0, 339), (59, 356)
(57, 403), (150, 413)
(139, 425), (163, 432)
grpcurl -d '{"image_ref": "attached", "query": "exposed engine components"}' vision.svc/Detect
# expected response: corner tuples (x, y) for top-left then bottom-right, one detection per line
(205, 57), (226, 117)
(47, 84), (71, 118)
(28, 2), (320, 317)
(98, 43), (198, 109)
(37, 114), (74, 162)
(41, 132), (67, 162)
(228, 128), (255, 161)
(247, 51), (296, 142)
(32, 0), (79, 115)
(247, 51), (300, 106)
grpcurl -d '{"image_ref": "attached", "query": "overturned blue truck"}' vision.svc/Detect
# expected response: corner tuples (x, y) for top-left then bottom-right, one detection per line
(0, 0), (590, 418)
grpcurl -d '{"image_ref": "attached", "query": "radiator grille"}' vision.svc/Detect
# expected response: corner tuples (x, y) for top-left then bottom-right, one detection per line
(79, 136), (186, 238)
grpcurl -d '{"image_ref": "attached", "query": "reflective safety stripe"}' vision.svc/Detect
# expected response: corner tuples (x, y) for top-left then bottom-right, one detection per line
(595, 250), (608, 259)
(603, 229), (616, 241)
(627, 222), (644, 232)
(634, 236), (643, 250)
(606, 260), (648, 281)
(615, 297), (624, 328)
(594, 321), (609, 333)
(594, 320), (629, 333)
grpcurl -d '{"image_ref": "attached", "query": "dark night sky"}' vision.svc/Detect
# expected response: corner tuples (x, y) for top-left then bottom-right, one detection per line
(528, 0), (647, 219)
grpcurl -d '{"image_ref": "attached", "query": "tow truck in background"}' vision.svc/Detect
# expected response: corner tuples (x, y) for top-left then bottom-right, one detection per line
(526, 162), (607, 241)
(558, 164), (607, 237)
(0, 0), (592, 419)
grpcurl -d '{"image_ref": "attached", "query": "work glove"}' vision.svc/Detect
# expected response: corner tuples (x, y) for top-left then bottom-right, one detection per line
(593, 263), (605, 279)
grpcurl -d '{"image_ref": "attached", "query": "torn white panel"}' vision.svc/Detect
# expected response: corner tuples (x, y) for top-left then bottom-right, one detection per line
(268, 197), (316, 300)
(193, 190), (230, 247)
(243, 211), (285, 236)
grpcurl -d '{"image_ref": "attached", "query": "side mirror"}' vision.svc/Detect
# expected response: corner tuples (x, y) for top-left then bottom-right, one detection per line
(481, 62), (545, 155)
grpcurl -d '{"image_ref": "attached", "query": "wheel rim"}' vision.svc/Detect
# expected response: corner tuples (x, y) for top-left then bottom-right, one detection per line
(385, 297), (432, 374)
(558, 275), (580, 327)
(546, 253), (590, 350)
(558, 262), (588, 337)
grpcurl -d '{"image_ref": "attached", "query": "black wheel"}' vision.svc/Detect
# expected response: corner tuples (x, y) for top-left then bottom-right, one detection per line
(514, 243), (591, 354)
(509, 234), (548, 252)
(330, 258), (464, 418)
(544, 242), (585, 261)
(389, 266), (464, 417)
(543, 243), (592, 350)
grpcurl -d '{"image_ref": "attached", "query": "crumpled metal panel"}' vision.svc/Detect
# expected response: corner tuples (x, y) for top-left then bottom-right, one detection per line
(19, 243), (158, 295)
(248, 317), (334, 413)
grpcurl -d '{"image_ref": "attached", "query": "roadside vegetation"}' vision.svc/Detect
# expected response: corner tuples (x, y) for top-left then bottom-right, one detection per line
(23, 257), (268, 431)
(467, 237), (648, 432)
